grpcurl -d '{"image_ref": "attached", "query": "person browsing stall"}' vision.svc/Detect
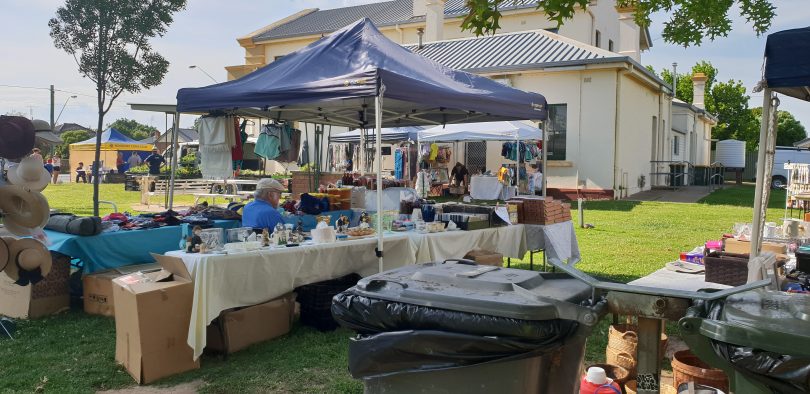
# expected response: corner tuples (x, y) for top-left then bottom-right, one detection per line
(143, 148), (166, 175)
(242, 178), (286, 230)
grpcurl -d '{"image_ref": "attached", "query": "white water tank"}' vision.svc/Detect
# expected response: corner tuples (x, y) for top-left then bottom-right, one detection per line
(715, 139), (746, 168)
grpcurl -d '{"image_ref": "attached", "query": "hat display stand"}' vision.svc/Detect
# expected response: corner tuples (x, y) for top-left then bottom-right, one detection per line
(0, 117), (54, 286)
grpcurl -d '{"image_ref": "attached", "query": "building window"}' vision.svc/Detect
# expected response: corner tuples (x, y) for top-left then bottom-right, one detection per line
(546, 104), (567, 160)
(608, 39), (614, 51)
(595, 30), (601, 48)
(673, 135), (680, 155)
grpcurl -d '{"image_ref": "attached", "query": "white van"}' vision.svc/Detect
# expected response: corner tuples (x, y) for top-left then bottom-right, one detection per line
(772, 146), (810, 188)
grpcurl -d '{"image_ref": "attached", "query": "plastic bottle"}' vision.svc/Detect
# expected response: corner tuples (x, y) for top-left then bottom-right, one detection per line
(579, 367), (621, 394)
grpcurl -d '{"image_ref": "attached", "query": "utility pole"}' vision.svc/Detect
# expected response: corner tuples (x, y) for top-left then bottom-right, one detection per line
(50, 84), (55, 130)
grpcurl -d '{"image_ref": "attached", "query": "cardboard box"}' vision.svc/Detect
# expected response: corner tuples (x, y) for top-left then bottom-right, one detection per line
(83, 263), (160, 317)
(205, 292), (295, 354)
(724, 238), (786, 255)
(113, 254), (199, 384)
(0, 252), (70, 319)
(464, 249), (504, 267)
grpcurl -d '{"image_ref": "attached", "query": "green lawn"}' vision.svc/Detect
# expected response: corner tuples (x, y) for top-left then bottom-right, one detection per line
(0, 184), (783, 393)
(41, 183), (198, 216)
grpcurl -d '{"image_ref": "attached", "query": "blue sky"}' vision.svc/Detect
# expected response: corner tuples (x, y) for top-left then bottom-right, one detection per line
(1, 0), (807, 133)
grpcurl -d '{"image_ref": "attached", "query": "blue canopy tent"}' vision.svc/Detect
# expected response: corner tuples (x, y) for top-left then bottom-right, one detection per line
(175, 18), (547, 272)
(750, 26), (810, 258)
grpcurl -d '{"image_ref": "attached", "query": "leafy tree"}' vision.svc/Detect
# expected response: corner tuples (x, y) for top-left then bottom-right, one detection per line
(751, 108), (808, 147)
(107, 118), (158, 141)
(49, 0), (186, 215)
(461, 0), (776, 46)
(55, 129), (93, 159)
(711, 80), (758, 147)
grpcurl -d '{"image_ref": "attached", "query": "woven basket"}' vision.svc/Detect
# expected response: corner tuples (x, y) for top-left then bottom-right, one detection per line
(672, 350), (729, 393)
(704, 252), (749, 286)
(608, 324), (669, 357)
(606, 346), (637, 377)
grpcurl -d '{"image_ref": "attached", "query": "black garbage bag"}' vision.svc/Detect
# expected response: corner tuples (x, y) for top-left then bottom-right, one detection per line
(348, 330), (569, 379)
(332, 292), (580, 378)
(332, 292), (577, 339)
(707, 299), (810, 393)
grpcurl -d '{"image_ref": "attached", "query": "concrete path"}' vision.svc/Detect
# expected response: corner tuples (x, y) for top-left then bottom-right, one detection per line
(625, 186), (715, 203)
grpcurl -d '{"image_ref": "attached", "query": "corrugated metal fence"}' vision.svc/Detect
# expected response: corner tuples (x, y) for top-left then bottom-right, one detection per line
(710, 150), (757, 180)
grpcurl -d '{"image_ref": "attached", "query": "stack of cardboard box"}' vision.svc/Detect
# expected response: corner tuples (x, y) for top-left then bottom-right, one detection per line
(507, 196), (572, 225)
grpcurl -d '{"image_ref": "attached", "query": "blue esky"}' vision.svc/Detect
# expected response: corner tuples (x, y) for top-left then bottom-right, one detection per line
(1, 0), (808, 132)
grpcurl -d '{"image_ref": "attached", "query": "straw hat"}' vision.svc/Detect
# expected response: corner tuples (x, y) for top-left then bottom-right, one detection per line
(7, 156), (51, 192)
(0, 185), (50, 236)
(0, 116), (36, 160)
(3, 237), (51, 285)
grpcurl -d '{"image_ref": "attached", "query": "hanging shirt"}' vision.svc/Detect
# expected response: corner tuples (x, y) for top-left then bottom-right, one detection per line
(241, 199), (283, 230)
(394, 149), (403, 180)
(254, 125), (281, 160)
(429, 143), (439, 161)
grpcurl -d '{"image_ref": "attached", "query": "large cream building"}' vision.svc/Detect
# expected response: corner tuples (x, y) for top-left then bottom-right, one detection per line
(226, 0), (715, 199)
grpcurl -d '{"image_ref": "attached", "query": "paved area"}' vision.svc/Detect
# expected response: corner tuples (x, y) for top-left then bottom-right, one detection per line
(625, 186), (716, 203)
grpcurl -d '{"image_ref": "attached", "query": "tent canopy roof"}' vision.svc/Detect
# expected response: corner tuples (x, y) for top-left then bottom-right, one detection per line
(330, 126), (425, 143)
(418, 121), (541, 142)
(176, 18), (547, 127)
(70, 128), (153, 151)
(764, 26), (810, 101)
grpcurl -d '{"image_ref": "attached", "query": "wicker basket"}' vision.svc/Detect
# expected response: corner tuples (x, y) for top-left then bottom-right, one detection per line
(608, 324), (669, 357)
(606, 345), (637, 377)
(704, 252), (749, 286)
(672, 350), (729, 393)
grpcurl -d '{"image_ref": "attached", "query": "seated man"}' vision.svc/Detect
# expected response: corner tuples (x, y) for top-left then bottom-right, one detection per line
(241, 178), (285, 230)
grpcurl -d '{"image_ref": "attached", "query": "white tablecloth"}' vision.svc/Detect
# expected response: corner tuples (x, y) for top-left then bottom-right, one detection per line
(470, 176), (503, 200)
(524, 222), (580, 262)
(167, 234), (419, 359)
(166, 223), (576, 359)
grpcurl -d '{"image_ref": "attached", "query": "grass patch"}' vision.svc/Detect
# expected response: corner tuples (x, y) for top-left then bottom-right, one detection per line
(41, 183), (198, 216)
(1, 184), (777, 392)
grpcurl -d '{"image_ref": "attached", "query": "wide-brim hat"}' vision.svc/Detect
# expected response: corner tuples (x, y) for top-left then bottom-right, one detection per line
(0, 116), (36, 160)
(0, 186), (50, 236)
(3, 237), (51, 284)
(7, 156), (51, 192)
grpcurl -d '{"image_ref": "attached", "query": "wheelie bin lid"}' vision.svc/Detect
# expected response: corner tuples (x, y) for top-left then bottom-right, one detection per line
(350, 260), (596, 322)
(720, 289), (810, 338)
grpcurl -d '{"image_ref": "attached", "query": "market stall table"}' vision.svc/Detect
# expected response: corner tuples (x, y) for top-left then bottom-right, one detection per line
(469, 175), (503, 200)
(167, 234), (421, 359)
(45, 220), (240, 273)
(629, 267), (731, 292)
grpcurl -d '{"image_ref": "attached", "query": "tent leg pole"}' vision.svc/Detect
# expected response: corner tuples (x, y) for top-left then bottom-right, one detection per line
(750, 88), (772, 258)
(375, 95), (384, 273)
(168, 112), (180, 210)
(541, 120), (547, 198)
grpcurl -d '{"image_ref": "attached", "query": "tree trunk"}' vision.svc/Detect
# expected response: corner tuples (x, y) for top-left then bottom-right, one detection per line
(93, 105), (104, 217)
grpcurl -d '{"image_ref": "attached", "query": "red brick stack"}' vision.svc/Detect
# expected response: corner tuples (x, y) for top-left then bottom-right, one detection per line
(290, 171), (344, 197)
(507, 196), (572, 225)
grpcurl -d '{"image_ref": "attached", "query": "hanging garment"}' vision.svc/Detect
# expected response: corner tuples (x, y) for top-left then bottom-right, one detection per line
(394, 149), (403, 180)
(415, 171), (432, 198)
(279, 124), (292, 153)
(298, 140), (310, 166)
(254, 124), (282, 160)
(198, 116), (235, 179)
(429, 143), (439, 161)
(276, 128), (302, 163)
(420, 143), (431, 160)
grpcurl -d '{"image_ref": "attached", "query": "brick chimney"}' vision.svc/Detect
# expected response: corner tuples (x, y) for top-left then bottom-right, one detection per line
(418, 0), (445, 42)
(692, 73), (707, 109)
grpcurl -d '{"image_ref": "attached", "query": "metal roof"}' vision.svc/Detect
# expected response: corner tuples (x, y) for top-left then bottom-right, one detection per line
(404, 29), (621, 73)
(253, 0), (539, 41)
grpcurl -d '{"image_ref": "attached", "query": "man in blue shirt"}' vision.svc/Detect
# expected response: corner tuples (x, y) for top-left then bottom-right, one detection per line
(242, 178), (285, 230)
(144, 148), (166, 175)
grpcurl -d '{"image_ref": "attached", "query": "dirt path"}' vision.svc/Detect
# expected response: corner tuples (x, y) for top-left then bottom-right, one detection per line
(97, 380), (205, 394)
